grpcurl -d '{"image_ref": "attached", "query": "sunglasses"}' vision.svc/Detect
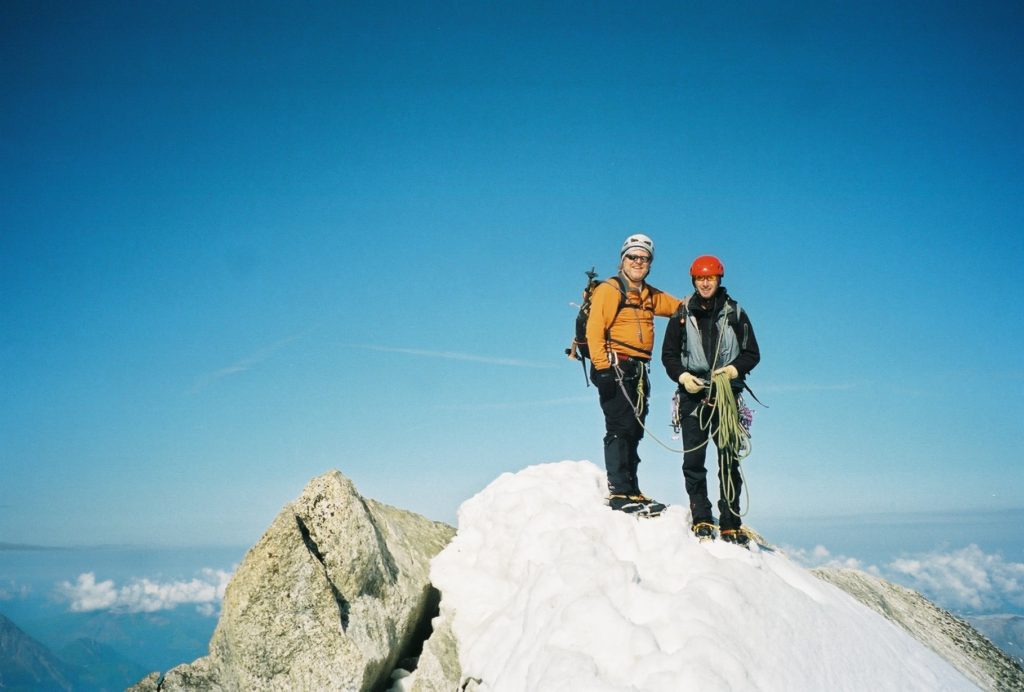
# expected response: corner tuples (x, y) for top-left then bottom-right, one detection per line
(624, 254), (651, 264)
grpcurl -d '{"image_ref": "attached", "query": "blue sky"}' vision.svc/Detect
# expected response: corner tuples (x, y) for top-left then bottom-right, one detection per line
(2, 1), (1023, 550)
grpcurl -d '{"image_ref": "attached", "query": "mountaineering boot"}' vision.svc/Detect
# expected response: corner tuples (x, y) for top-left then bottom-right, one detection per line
(608, 494), (647, 514)
(692, 522), (716, 542)
(609, 494), (666, 517)
(720, 528), (751, 548)
(631, 492), (667, 516)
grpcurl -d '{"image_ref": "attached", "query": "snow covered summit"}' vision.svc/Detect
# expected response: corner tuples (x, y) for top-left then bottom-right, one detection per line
(428, 461), (977, 691)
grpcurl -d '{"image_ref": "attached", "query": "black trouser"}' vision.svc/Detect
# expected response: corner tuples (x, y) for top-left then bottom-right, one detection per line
(592, 359), (649, 496)
(678, 394), (743, 530)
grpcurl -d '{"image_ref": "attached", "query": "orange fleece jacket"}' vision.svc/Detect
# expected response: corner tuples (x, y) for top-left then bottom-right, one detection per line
(585, 276), (681, 371)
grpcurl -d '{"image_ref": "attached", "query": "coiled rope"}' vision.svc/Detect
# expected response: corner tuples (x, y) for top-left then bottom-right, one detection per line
(707, 371), (750, 519)
(706, 371), (751, 462)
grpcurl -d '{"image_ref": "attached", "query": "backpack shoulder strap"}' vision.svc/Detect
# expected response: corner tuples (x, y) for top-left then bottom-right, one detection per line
(673, 293), (692, 320)
(727, 299), (745, 350)
(612, 275), (627, 301)
(606, 275), (629, 315)
(672, 293), (694, 358)
(725, 298), (741, 328)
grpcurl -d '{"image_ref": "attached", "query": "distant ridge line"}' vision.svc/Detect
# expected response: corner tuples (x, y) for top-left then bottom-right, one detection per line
(0, 542), (71, 551)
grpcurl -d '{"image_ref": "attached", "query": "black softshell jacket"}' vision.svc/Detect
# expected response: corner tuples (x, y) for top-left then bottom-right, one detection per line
(661, 287), (760, 393)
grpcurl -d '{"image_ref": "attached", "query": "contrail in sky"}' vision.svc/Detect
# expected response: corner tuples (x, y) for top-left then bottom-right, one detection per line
(348, 344), (556, 369)
(434, 396), (593, 410)
(757, 382), (858, 393)
(191, 330), (314, 393)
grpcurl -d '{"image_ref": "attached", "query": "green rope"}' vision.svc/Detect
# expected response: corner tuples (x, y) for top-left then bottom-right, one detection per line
(708, 371), (750, 520)
(709, 371), (750, 462)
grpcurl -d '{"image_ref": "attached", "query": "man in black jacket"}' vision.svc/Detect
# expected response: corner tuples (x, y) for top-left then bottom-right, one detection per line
(661, 255), (760, 544)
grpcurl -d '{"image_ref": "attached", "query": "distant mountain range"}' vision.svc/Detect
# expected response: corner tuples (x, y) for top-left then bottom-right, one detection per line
(0, 611), (148, 691)
(0, 542), (71, 551)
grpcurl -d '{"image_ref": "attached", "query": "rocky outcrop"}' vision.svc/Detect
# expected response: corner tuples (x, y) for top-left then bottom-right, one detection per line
(131, 471), (455, 691)
(814, 567), (1024, 691)
(404, 611), (463, 691)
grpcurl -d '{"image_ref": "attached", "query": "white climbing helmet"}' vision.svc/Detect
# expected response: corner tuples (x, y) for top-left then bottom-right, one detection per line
(620, 233), (655, 261)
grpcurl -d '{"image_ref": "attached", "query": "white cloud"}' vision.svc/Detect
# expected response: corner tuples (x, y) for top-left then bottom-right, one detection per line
(790, 542), (1024, 614)
(783, 544), (872, 573)
(57, 568), (233, 615)
(886, 544), (1024, 613)
(0, 579), (31, 600)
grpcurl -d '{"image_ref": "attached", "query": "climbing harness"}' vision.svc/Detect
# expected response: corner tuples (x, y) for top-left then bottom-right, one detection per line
(609, 351), (647, 419)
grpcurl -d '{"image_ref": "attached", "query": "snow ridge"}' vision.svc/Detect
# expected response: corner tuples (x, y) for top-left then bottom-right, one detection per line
(430, 461), (977, 691)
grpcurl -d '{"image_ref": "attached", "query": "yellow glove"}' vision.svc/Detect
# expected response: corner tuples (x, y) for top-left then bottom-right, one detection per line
(679, 372), (706, 394)
(713, 365), (739, 380)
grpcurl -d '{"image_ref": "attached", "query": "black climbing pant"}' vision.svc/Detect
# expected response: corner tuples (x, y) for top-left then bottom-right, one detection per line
(678, 396), (743, 530)
(592, 359), (649, 496)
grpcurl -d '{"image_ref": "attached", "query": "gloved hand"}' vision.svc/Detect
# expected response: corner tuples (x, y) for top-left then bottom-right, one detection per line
(591, 368), (618, 398)
(713, 365), (739, 380)
(679, 372), (705, 394)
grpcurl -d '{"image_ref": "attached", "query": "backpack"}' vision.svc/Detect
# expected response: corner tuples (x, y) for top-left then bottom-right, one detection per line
(565, 269), (629, 383)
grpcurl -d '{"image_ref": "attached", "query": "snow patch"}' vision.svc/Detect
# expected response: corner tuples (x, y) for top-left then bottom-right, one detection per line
(429, 460), (978, 691)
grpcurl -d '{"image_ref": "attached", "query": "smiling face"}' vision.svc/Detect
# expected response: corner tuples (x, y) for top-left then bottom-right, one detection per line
(620, 250), (652, 284)
(694, 274), (720, 299)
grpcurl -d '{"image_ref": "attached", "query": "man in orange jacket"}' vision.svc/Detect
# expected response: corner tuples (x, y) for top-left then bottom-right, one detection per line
(587, 233), (681, 515)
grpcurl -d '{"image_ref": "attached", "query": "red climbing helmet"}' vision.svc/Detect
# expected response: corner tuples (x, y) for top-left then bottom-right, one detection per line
(690, 255), (724, 278)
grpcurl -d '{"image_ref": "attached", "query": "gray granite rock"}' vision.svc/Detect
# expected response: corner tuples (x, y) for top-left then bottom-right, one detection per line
(406, 611), (462, 692)
(130, 470), (454, 691)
